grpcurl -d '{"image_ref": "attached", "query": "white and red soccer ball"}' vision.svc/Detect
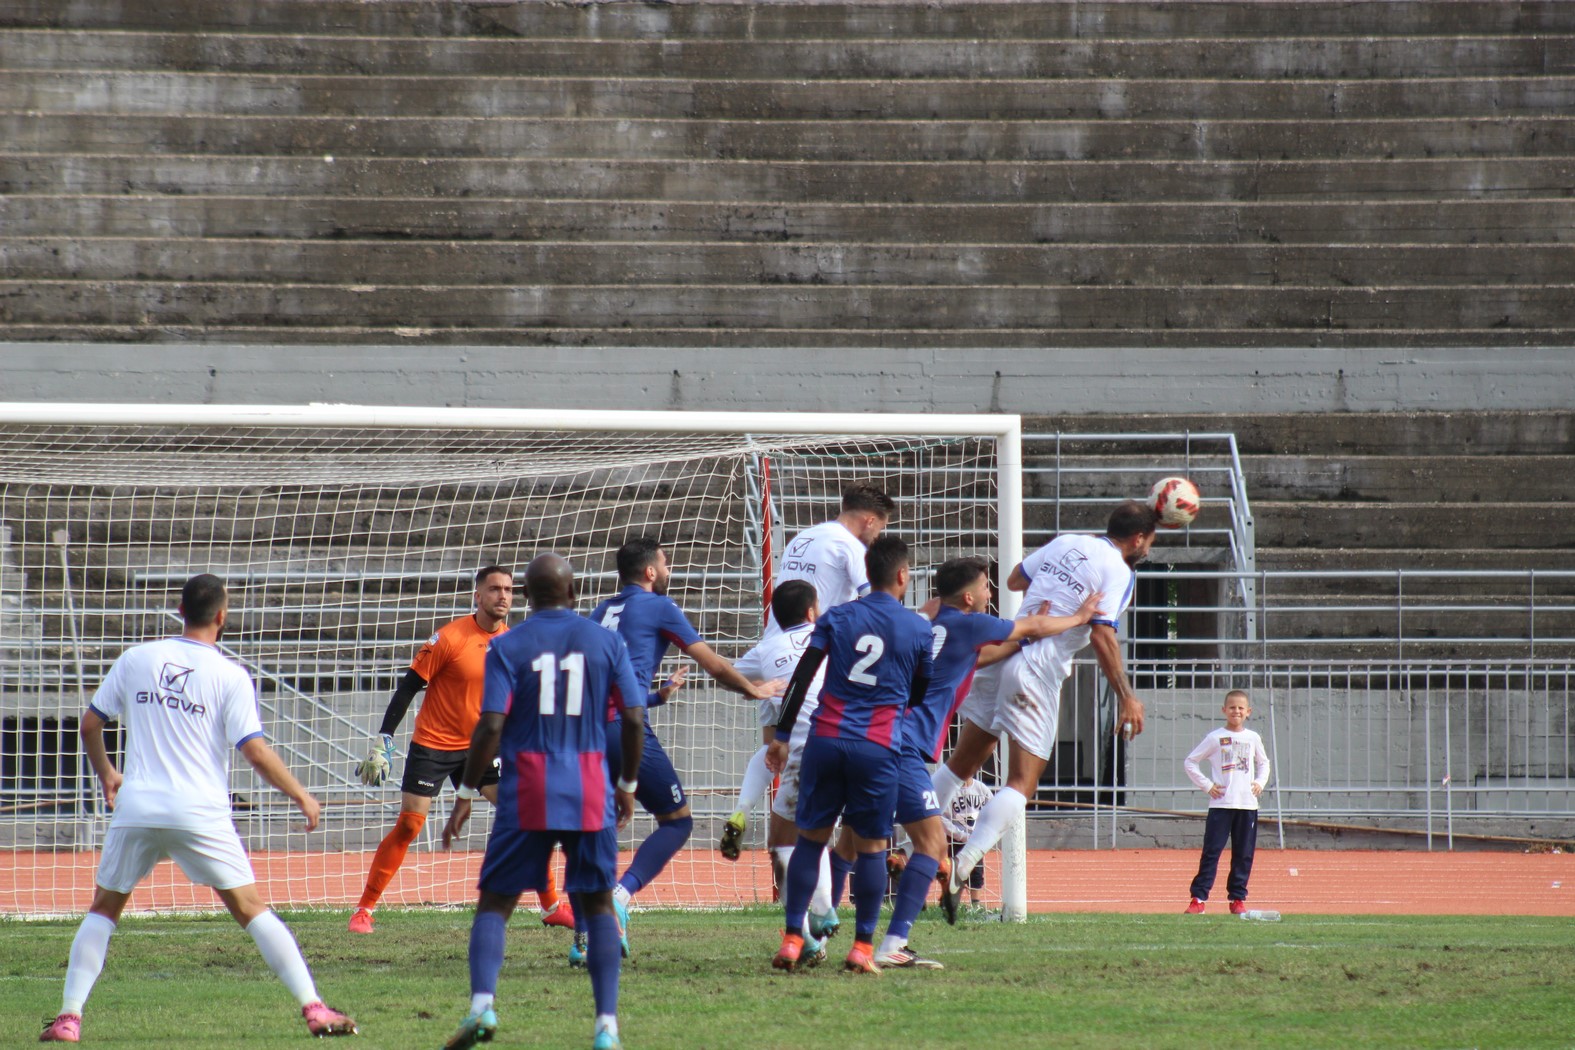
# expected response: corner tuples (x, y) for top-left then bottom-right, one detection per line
(1149, 476), (1201, 529)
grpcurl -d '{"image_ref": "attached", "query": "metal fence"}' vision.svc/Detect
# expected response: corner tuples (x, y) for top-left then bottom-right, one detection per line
(1033, 658), (1575, 849)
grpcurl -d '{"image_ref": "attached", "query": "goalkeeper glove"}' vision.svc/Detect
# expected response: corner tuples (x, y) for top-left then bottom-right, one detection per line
(356, 734), (398, 787)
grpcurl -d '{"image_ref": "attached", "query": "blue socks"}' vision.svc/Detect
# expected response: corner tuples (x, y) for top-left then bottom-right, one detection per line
(619, 815), (692, 895)
(852, 851), (888, 942)
(468, 909), (508, 996)
(585, 911), (621, 1018)
(829, 850), (854, 908)
(884, 852), (939, 942)
(782, 835), (826, 935)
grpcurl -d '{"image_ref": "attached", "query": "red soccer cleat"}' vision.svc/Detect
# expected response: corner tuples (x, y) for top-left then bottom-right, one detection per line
(1229, 899), (1247, 915)
(541, 900), (576, 929)
(302, 1001), (358, 1037)
(39, 1013), (82, 1043)
(843, 940), (880, 975)
(347, 908), (374, 935)
(1184, 898), (1206, 914)
(772, 932), (805, 972)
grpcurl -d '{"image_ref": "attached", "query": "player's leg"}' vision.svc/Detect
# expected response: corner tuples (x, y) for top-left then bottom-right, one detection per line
(880, 754), (948, 959)
(771, 734), (838, 937)
(1225, 809), (1258, 907)
(839, 739), (899, 974)
(774, 736), (841, 970)
(616, 725), (692, 910)
(721, 722), (778, 860)
(446, 824), (544, 1050)
(563, 826), (627, 1049)
(949, 656), (1058, 901)
(352, 743), (450, 931)
(1188, 808), (1232, 911)
(476, 781), (570, 927)
(45, 825), (152, 1040)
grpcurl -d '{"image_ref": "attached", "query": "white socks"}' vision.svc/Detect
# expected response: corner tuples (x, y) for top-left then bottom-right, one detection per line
(612, 883), (632, 908)
(246, 910), (319, 1007)
(877, 933), (905, 958)
(596, 1015), (619, 1039)
(809, 847), (833, 916)
(734, 745), (773, 814)
(930, 764), (965, 812)
(775, 844), (835, 916)
(471, 992), (495, 1016)
(61, 911), (116, 1015)
(956, 786), (1027, 881)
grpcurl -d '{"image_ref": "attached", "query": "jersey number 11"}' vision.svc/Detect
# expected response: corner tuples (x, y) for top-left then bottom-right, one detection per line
(531, 652), (586, 716)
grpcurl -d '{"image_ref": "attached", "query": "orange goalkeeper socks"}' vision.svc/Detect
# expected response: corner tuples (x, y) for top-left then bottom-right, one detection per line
(538, 864), (562, 913)
(357, 810), (426, 911)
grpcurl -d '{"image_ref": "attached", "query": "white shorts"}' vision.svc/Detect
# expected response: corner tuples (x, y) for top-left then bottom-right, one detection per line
(96, 824), (256, 894)
(955, 659), (1006, 732)
(989, 649), (1071, 762)
(757, 695), (782, 731)
(770, 735), (808, 822)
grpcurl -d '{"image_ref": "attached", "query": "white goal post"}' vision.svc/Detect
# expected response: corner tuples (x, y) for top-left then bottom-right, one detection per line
(0, 403), (1027, 919)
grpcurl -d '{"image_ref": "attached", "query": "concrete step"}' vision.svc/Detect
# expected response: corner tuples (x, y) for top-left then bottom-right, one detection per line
(1243, 454), (1575, 503)
(1252, 639), (1575, 660)
(1253, 548), (1575, 596)
(7, 154), (1566, 203)
(1252, 501), (1575, 550)
(1025, 412), (1575, 456)
(6, 196), (1566, 247)
(11, 111), (1571, 163)
(9, 0), (1571, 40)
(4, 60), (1573, 118)
(11, 239), (1571, 290)
(5, 280), (1572, 335)
(1251, 595), (1575, 643)
(1, 35), (1568, 79)
(8, 323), (1563, 349)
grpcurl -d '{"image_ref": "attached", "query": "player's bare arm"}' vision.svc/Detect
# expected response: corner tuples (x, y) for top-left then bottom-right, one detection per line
(78, 708), (122, 809)
(686, 640), (780, 700)
(1010, 589), (1107, 644)
(616, 705), (646, 828)
(442, 710), (504, 846)
(1006, 563), (1031, 592)
(239, 736), (322, 831)
(656, 666), (688, 703)
(1089, 623), (1143, 737)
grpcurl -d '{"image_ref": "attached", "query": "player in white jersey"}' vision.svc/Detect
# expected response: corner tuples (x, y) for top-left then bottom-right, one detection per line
(39, 575), (357, 1044)
(763, 482), (894, 637)
(936, 501), (1158, 914)
(719, 482), (893, 860)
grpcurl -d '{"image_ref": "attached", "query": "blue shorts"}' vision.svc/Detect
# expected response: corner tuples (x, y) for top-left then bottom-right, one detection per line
(795, 735), (898, 841)
(477, 824), (619, 897)
(893, 747), (943, 826)
(605, 718), (687, 817)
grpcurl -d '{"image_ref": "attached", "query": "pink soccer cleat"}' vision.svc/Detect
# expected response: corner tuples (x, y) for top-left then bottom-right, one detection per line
(302, 1002), (358, 1037)
(540, 900), (575, 930)
(347, 909), (374, 935)
(39, 1013), (81, 1043)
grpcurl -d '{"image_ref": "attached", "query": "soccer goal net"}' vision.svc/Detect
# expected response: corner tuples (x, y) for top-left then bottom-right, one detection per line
(0, 404), (1023, 917)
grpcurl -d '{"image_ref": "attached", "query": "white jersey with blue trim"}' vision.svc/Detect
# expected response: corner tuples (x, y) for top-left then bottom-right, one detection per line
(1015, 533), (1136, 675)
(764, 518), (869, 637)
(88, 637), (264, 831)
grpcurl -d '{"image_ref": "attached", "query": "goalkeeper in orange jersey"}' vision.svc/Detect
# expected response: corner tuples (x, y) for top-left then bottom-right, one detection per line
(349, 566), (572, 933)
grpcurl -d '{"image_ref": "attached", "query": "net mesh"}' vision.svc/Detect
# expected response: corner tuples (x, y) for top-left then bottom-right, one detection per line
(0, 423), (999, 914)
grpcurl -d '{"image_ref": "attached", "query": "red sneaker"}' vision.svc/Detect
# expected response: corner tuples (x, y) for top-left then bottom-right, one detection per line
(1184, 898), (1206, 915)
(347, 908), (374, 934)
(843, 940), (880, 975)
(39, 1013), (82, 1043)
(1229, 900), (1247, 915)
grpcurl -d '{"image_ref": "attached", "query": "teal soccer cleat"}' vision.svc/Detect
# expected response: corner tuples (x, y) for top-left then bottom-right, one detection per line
(568, 931), (588, 968)
(613, 896), (631, 957)
(441, 1007), (497, 1050)
(592, 1025), (622, 1050)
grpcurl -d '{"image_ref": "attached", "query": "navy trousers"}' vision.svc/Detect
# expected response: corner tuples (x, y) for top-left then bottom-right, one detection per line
(1189, 807), (1257, 901)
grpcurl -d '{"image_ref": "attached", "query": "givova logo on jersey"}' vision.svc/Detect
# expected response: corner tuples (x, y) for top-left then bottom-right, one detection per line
(782, 537), (818, 576)
(1039, 548), (1090, 596)
(135, 662), (207, 716)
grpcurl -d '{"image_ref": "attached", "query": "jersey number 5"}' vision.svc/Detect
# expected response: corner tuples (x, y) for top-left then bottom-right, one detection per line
(532, 652), (586, 716)
(848, 634), (885, 685)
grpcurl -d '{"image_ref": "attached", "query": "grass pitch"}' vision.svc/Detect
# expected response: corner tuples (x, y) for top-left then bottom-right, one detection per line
(3, 907), (1572, 1049)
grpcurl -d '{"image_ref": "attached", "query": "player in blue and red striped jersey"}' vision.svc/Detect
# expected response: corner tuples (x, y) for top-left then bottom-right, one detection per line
(583, 537), (777, 961)
(766, 535), (935, 974)
(875, 558), (1104, 967)
(438, 554), (645, 1050)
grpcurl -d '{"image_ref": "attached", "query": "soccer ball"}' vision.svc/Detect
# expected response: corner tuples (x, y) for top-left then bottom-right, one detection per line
(1149, 476), (1201, 529)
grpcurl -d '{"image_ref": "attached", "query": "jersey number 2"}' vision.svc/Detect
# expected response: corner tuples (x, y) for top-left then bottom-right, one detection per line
(848, 634), (885, 685)
(532, 652), (586, 716)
